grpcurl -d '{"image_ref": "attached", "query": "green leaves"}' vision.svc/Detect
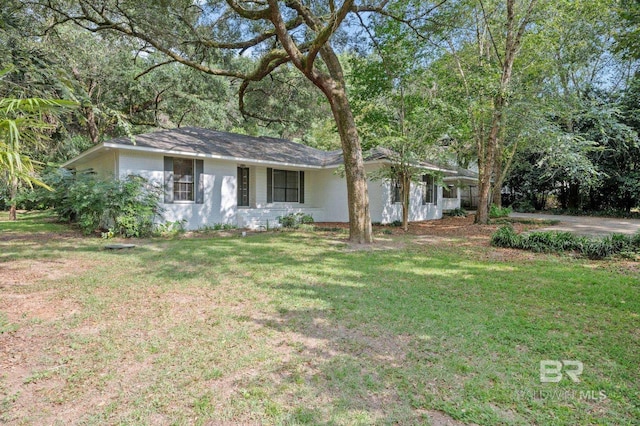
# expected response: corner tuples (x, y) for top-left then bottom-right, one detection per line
(0, 96), (77, 191)
(38, 169), (162, 237)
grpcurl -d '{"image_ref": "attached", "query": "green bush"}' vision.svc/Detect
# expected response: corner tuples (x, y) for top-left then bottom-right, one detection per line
(200, 223), (236, 231)
(491, 226), (640, 260)
(511, 199), (536, 213)
(34, 168), (161, 237)
(155, 220), (187, 237)
(489, 204), (513, 218)
(446, 208), (468, 217)
(582, 238), (615, 260)
(277, 212), (314, 229)
(521, 231), (585, 253)
(490, 225), (521, 248)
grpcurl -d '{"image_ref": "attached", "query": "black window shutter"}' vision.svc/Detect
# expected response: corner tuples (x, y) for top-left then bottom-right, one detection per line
(164, 157), (174, 204)
(237, 167), (242, 205)
(299, 171), (304, 204)
(195, 159), (204, 204)
(267, 167), (273, 203)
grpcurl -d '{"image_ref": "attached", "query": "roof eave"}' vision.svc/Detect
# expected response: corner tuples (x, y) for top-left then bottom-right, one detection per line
(443, 175), (478, 184)
(91, 142), (326, 169)
(61, 143), (107, 168)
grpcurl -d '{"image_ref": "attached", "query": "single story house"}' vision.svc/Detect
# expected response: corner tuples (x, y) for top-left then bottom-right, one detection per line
(62, 127), (470, 230)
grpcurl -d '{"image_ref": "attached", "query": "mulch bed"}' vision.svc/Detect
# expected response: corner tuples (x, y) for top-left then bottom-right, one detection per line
(315, 214), (538, 239)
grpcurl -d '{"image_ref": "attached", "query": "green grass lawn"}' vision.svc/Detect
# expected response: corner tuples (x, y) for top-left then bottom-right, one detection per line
(1, 211), (638, 425)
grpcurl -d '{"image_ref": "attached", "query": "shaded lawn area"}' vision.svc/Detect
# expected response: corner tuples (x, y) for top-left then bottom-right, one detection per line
(1, 212), (639, 425)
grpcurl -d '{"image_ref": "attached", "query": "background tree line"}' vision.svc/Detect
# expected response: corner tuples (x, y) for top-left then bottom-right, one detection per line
(1, 0), (639, 235)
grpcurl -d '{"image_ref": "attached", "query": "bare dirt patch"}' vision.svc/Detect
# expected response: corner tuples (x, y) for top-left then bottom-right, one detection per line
(0, 258), (89, 322)
(317, 215), (548, 259)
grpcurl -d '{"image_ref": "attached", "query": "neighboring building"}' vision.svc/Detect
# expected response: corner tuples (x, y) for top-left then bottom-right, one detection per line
(63, 127), (470, 230)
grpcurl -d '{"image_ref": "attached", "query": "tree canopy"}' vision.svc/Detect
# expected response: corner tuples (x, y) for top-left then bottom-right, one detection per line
(2, 0), (639, 226)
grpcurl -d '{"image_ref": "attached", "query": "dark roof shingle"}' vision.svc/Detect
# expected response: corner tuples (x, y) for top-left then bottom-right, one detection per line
(109, 127), (342, 167)
(98, 127), (456, 173)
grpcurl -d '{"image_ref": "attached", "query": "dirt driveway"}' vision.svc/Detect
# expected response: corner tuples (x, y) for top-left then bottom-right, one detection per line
(510, 212), (640, 236)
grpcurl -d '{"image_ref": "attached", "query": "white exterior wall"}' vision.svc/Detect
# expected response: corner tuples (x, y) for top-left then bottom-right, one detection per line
(74, 151), (117, 177)
(117, 150), (237, 230)
(442, 187), (462, 211)
(237, 166), (326, 229)
(378, 180), (443, 223)
(312, 165), (443, 224)
(73, 149), (447, 230)
(313, 168), (349, 222)
(410, 181), (443, 221)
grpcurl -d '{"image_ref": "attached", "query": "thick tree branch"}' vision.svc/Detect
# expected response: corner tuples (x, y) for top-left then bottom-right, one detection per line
(134, 60), (177, 80)
(190, 16), (305, 51)
(43, 0), (249, 79)
(225, 0), (271, 20)
(266, 0), (308, 72)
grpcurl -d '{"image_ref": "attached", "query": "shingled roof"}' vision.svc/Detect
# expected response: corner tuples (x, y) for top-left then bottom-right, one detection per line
(65, 127), (455, 172)
(104, 127), (343, 167)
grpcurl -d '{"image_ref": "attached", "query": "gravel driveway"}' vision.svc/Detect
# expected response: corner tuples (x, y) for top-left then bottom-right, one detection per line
(510, 212), (640, 236)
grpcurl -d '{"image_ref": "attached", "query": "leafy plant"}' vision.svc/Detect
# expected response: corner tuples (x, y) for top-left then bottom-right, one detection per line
(446, 208), (468, 217)
(277, 213), (314, 229)
(200, 223), (236, 231)
(155, 220), (187, 237)
(511, 199), (536, 213)
(0, 92), (77, 220)
(35, 168), (161, 237)
(101, 229), (115, 240)
(491, 226), (640, 260)
(489, 204), (513, 218)
(490, 225), (521, 248)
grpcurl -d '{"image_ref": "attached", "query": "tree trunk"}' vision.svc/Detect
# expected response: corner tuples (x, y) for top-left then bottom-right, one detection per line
(492, 157), (503, 207)
(476, 98), (502, 224)
(85, 106), (99, 144)
(475, 167), (492, 224)
(316, 47), (373, 244)
(568, 182), (580, 209)
(402, 172), (410, 232)
(326, 89), (373, 243)
(8, 177), (18, 221)
(475, 0), (537, 224)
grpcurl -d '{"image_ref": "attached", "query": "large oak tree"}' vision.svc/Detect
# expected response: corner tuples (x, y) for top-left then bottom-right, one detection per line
(38, 0), (410, 243)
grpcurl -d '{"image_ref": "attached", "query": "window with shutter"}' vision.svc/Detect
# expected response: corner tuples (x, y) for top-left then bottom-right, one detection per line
(164, 157), (202, 203)
(270, 169), (301, 202)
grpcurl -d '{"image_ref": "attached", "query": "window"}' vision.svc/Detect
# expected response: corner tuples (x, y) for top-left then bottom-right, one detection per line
(392, 179), (402, 203)
(267, 168), (304, 203)
(164, 157), (203, 204)
(173, 158), (194, 201)
(274, 169), (299, 202)
(237, 167), (250, 207)
(422, 175), (437, 205)
(443, 185), (456, 199)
